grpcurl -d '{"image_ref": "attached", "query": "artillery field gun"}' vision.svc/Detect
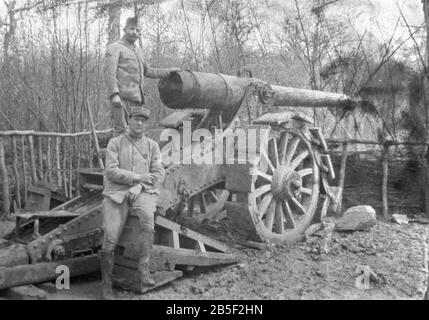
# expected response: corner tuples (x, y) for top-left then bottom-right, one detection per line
(0, 70), (367, 295)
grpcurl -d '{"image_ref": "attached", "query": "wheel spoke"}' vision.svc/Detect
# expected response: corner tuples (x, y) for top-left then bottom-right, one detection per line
(300, 187), (312, 195)
(285, 137), (300, 166)
(282, 200), (296, 229)
(254, 184), (271, 199)
(256, 170), (272, 182)
(291, 197), (306, 215)
(264, 199), (276, 230)
(199, 193), (208, 213)
(298, 168), (313, 177)
(261, 151), (275, 173)
(279, 132), (289, 165)
(275, 203), (285, 234)
(290, 150), (310, 171)
(268, 138), (279, 168)
(259, 194), (273, 218)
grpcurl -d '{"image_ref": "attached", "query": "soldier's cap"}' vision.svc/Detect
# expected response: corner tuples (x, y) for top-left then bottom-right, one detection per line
(125, 16), (139, 28)
(130, 107), (150, 119)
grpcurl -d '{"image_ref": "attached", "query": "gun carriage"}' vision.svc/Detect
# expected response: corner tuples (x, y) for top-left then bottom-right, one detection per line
(0, 70), (366, 293)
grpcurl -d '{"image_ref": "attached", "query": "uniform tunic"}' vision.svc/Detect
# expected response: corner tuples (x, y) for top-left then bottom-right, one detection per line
(101, 131), (165, 250)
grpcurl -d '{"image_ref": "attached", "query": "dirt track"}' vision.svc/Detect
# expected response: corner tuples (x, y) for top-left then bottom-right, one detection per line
(46, 217), (428, 300)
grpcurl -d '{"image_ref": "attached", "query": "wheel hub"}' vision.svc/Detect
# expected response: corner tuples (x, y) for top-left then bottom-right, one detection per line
(271, 166), (301, 201)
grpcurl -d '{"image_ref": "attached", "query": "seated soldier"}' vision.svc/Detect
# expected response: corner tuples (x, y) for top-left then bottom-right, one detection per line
(100, 107), (165, 300)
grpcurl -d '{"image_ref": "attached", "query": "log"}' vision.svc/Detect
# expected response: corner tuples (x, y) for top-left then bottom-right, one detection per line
(37, 136), (43, 181)
(0, 254), (100, 290)
(327, 138), (428, 146)
(55, 136), (61, 187)
(62, 137), (69, 198)
(0, 138), (10, 218)
(46, 137), (52, 183)
(68, 136), (73, 197)
(0, 129), (113, 137)
(27, 135), (37, 184)
(0, 244), (29, 268)
(88, 136), (93, 169)
(20, 136), (27, 204)
(12, 136), (21, 209)
(76, 136), (81, 193)
(382, 145), (389, 219)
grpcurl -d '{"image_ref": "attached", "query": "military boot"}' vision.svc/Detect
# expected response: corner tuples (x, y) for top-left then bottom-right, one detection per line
(100, 250), (115, 300)
(137, 231), (156, 290)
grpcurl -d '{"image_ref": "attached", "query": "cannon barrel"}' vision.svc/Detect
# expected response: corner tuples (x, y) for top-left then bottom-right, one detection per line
(158, 70), (362, 110)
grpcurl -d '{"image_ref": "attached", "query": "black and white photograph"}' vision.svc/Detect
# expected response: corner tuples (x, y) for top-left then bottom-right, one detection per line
(0, 0), (428, 304)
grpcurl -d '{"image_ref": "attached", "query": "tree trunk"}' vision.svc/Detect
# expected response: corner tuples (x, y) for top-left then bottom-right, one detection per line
(423, 0), (429, 218)
(107, 0), (122, 45)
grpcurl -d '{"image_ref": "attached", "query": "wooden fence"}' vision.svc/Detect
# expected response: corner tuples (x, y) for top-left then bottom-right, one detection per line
(0, 129), (113, 217)
(1, 131), (428, 218)
(327, 138), (429, 218)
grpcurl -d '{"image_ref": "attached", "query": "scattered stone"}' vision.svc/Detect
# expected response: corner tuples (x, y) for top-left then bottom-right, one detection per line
(336, 206), (377, 232)
(304, 223), (322, 240)
(236, 263), (247, 270)
(190, 285), (206, 295)
(392, 214), (409, 225)
(2, 285), (47, 300)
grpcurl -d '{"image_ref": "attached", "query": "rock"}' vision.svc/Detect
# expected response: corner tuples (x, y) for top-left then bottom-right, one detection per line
(304, 223), (322, 240)
(392, 214), (409, 225)
(336, 206), (376, 232)
(2, 285), (47, 300)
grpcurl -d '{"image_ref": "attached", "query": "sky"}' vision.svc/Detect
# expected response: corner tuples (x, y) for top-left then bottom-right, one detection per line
(0, 0), (425, 56)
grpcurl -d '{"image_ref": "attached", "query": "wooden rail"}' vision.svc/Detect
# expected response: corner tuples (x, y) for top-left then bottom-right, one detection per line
(0, 129), (112, 218)
(328, 139), (429, 218)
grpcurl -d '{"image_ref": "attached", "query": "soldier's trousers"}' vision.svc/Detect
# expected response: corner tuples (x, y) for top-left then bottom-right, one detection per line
(111, 99), (144, 136)
(101, 193), (159, 253)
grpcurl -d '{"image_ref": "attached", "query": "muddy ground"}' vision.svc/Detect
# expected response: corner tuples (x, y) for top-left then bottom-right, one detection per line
(38, 216), (429, 301)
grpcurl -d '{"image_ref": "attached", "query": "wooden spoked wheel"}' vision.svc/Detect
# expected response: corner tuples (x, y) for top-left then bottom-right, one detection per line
(248, 129), (320, 242)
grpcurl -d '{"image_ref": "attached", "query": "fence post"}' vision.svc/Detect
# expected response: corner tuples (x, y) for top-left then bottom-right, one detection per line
(336, 142), (349, 215)
(382, 144), (389, 219)
(12, 136), (21, 209)
(0, 137), (10, 219)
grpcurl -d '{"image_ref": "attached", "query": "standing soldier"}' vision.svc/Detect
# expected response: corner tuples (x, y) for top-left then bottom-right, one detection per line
(100, 107), (165, 300)
(104, 16), (179, 135)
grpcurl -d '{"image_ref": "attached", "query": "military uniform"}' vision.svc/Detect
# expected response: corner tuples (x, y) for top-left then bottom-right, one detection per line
(102, 130), (165, 249)
(104, 20), (176, 134)
(100, 107), (165, 299)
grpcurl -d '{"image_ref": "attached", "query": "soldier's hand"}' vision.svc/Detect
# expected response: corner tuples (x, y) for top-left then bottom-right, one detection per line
(134, 173), (158, 186)
(126, 185), (142, 202)
(111, 94), (122, 108)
